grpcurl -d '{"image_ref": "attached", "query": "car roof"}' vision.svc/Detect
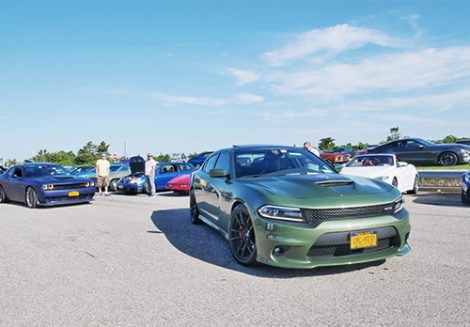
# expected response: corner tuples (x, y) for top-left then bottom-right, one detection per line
(355, 154), (396, 158)
(230, 144), (298, 152)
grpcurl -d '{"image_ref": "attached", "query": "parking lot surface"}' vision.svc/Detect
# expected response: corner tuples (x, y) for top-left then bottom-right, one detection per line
(1, 193), (469, 326)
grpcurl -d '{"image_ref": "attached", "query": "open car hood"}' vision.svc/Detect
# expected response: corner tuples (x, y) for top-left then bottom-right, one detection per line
(129, 156), (145, 174)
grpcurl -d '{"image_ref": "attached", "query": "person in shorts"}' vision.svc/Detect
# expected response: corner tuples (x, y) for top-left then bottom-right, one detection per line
(96, 153), (111, 196)
(145, 153), (157, 196)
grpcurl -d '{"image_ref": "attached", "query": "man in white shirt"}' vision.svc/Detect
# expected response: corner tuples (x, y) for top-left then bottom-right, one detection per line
(145, 153), (157, 196)
(303, 141), (320, 156)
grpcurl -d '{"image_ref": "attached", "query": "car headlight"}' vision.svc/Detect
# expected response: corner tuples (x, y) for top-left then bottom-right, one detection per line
(377, 176), (390, 181)
(464, 174), (470, 183)
(258, 205), (304, 222)
(393, 198), (404, 214)
(42, 184), (54, 190)
(85, 182), (95, 187)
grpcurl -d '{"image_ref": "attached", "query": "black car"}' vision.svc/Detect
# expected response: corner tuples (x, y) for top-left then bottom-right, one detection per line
(457, 140), (470, 146)
(368, 138), (470, 166)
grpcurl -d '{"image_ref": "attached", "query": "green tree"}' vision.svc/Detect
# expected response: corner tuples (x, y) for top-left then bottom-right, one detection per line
(385, 127), (401, 143)
(155, 153), (171, 162)
(442, 135), (458, 143)
(318, 137), (336, 150)
(76, 141), (98, 165)
(97, 141), (110, 155)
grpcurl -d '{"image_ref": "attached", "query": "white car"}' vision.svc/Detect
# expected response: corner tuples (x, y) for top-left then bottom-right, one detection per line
(341, 154), (419, 194)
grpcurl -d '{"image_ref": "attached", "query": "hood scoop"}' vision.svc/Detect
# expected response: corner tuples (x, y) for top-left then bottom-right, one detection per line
(315, 179), (354, 187)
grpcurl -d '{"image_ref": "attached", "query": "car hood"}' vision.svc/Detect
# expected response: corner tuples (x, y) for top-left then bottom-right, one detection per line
(168, 174), (190, 184)
(341, 166), (394, 179)
(32, 175), (92, 184)
(240, 173), (398, 208)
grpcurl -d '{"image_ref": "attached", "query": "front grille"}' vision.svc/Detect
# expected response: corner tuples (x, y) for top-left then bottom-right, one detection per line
(53, 183), (89, 190)
(302, 203), (394, 225)
(47, 195), (93, 202)
(308, 239), (392, 258)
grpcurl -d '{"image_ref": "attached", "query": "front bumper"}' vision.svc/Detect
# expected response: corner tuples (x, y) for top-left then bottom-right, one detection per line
(38, 188), (95, 206)
(253, 210), (411, 269)
(116, 182), (144, 193)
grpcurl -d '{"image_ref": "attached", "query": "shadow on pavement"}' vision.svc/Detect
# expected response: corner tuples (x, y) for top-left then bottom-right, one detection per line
(412, 193), (464, 208)
(150, 208), (386, 279)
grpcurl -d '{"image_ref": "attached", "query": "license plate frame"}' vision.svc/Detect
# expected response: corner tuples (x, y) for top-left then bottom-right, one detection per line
(350, 231), (377, 250)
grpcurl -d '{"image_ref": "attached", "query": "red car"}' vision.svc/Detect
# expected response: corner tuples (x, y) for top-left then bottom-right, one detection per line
(166, 174), (190, 195)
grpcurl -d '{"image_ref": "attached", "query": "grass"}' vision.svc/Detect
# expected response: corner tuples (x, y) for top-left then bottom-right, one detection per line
(416, 164), (470, 170)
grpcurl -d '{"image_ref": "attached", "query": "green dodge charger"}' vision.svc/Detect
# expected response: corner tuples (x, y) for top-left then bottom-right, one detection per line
(190, 145), (411, 269)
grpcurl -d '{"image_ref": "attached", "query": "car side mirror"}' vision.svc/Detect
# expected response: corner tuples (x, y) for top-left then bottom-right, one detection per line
(209, 169), (229, 178)
(398, 162), (408, 168)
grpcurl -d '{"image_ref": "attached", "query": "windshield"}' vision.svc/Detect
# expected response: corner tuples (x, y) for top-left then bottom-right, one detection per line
(24, 165), (69, 178)
(235, 148), (336, 178)
(347, 155), (395, 167)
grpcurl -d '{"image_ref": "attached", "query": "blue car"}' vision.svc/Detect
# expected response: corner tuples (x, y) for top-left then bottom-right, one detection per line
(462, 171), (470, 205)
(116, 157), (196, 194)
(75, 163), (131, 191)
(0, 163), (95, 208)
(188, 151), (213, 168)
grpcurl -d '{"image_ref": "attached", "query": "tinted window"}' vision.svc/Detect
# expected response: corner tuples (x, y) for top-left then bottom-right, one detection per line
(203, 154), (219, 173)
(178, 164), (193, 172)
(110, 165), (121, 172)
(14, 167), (23, 177)
(214, 152), (231, 172)
(159, 164), (176, 174)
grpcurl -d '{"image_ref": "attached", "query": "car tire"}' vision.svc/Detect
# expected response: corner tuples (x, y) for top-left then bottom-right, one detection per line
(229, 204), (258, 266)
(109, 179), (119, 192)
(0, 185), (8, 203)
(439, 152), (458, 166)
(392, 177), (398, 188)
(407, 175), (419, 195)
(462, 191), (470, 205)
(25, 187), (38, 209)
(189, 191), (202, 224)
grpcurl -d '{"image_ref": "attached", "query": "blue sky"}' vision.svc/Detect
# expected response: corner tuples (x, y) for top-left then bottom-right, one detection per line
(1, 0), (469, 160)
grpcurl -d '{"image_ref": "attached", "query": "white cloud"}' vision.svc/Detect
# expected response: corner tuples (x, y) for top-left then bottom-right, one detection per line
(263, 24), (405, 66)
(226, 68), (260, 86)
(147, 92), (264, 106)
(268, 46), (470, 100)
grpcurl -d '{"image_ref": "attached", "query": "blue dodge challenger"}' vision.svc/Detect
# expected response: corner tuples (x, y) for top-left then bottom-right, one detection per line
(0, 163), (96, 208)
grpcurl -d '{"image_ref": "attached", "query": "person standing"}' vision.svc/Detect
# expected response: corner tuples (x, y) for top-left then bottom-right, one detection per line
(96, 153), (111, 196)
(303, 141), (320, 156)
(145, 153), (157, 196)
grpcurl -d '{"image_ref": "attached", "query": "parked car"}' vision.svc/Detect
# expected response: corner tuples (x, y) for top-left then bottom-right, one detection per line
(457, 140), (470, 146)
(75, 163), (131, 191)
(462, 171), (470, 205)
(320, 150), (352, 165)
(190, 145), (410, 268)
(188, 151), (213, 168)
(166, 174), (190, 195)
(341, 154), (419, 194)
(0, 163), (95, 208)
(368, 138), (470, 166)
(116, 159), (196, 194)
(68, 165), (94, 175)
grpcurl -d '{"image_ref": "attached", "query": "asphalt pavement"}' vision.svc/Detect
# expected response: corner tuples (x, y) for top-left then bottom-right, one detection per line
(0, 192), (469, 326)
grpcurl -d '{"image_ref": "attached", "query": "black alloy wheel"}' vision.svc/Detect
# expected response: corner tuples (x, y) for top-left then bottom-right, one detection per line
(25, 187), (38, 208)
(189, 191), (202, 224)
(462, 191), (470, 205)
(0, 185), (7, 203)
(229, 204), (257, 266)
(439, 152), (458, 166)
(109, 179), (118, 192)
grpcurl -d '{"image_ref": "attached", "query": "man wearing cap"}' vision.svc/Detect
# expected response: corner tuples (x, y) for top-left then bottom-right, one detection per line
(96, 153), (111, 196)
(145, 153), (157, 196)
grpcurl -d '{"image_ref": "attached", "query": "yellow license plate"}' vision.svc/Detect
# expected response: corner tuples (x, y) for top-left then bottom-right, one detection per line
(350, 231), (377, 249)
(68, 191), (80, 197)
